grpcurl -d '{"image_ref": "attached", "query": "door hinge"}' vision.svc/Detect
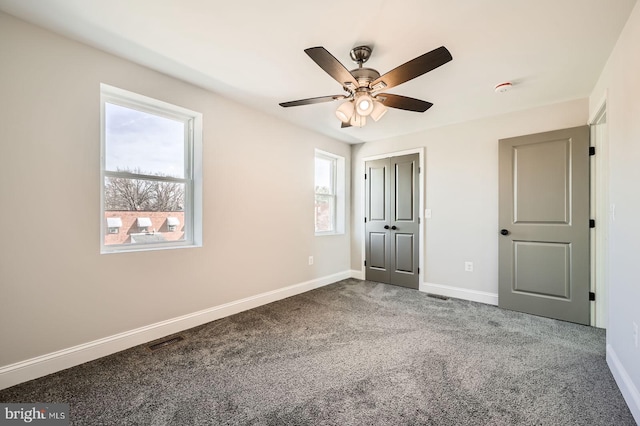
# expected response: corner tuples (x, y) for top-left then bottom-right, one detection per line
(364, 260), (367, 267)
(364, 173), (367, 179)
(589, 146), (596, 156)
(417, 267), (420, 274)
(364, 217), (367, 223)
(418, 217), (421, 224)
(589, 292), (596, 301)
(590, 219), (595, 228)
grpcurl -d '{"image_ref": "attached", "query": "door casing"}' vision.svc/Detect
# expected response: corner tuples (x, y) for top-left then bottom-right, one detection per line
(589, 94), (608, 328)
(361, 148), (424, 287)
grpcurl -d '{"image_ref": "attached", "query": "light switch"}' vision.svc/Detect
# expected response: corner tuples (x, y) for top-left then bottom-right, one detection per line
(425, 209), (432, 219)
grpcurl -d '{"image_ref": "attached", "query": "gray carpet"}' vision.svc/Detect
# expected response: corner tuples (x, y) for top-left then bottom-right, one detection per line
(0, 279), (635, 425)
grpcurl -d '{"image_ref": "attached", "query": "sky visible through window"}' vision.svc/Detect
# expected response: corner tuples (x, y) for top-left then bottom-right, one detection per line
(315, 156), (332, 192)
(105, 103), (185, 178)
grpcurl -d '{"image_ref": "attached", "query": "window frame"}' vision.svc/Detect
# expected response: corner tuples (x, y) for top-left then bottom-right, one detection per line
(100, 84), (203, 254)
(314, 149), (345, 236)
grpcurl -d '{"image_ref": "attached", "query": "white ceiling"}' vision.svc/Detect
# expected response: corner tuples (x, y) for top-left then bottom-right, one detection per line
(0, 0), (636, 144)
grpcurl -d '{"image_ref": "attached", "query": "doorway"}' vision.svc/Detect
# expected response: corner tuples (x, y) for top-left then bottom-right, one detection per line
(363, 150), (423, 289)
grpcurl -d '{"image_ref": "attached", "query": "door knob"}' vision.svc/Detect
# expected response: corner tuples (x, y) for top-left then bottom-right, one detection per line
(500, 229), (509, 236)
(391, 226), (397, 230)
(384, 225), (390, 229)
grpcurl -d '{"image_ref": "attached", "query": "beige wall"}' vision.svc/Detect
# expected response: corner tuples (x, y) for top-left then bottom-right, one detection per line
(590, 1), (640, 420)
(2, 6), (638, 416)
(351, 99), (588, 295)
(0, 12), (351, 367)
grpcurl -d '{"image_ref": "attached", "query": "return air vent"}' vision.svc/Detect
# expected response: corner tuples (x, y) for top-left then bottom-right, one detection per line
(148, 336), (184, 351)
(426, 293), (449, 301)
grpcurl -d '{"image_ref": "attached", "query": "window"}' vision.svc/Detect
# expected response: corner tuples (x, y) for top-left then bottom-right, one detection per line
(136, 217), (152, 233)
(315, 149), (345, 235)
(100, 84), (202, 253)
(166, 217), (180, 232)
(106, 217), (122, 234)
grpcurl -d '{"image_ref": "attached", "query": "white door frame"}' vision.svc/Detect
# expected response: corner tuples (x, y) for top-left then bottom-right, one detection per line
(589, 93), (608, 328)
(361, 147), (425, 286)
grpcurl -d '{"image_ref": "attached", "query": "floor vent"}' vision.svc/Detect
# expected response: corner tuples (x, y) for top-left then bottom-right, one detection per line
(427, 293), (449, 301)
(148, 336), (184, 351)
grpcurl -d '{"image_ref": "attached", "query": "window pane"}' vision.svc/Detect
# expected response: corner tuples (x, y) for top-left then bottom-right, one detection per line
(104, 176), (185, 246)
(315, 194), (335, 233)
(105, 103), (185, 178)
(315, 156), (334, 195)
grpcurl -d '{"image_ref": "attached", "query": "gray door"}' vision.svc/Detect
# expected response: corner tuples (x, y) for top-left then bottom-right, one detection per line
(365, 154), (419, 289)
(498, 126), (590, 324)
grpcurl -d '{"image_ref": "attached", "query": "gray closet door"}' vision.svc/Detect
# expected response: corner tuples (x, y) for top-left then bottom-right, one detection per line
(365, 154), (419, 289)
(498, 126), (590, 324)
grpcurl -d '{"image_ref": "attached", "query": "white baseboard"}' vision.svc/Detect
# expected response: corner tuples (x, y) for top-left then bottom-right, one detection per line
(350, 269), (365, 280)
(0, 270), (350, 391)
(607, 344), (640, 423)
(420, 282), (499, 306)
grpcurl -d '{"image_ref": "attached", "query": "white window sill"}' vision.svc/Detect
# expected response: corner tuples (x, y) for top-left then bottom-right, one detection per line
(315, 231), (345, 237)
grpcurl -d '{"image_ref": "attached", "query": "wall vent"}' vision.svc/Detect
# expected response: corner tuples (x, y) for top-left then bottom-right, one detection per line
(148, 336), (184, 351)
(426, 293), (449, 301)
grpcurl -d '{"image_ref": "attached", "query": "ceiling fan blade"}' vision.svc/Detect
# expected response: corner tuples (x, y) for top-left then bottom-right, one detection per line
(279, 95), (345, 108)
(376, 93), (433, 112)
(304, 47), (359, 88)
(371, 46), (452, 91)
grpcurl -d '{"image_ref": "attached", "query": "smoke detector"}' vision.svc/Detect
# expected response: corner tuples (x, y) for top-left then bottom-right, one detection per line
(494, 82), (513, 93)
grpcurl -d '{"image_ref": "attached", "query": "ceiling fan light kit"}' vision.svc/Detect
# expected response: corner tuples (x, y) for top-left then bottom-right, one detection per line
(370, 100), (388, 122)
(280, 44), (453, 128)
(350, 112), (366, 127)
(335, 101), (354, 123)
(336, 93), (388, 124)
(355, 93), (374, 116)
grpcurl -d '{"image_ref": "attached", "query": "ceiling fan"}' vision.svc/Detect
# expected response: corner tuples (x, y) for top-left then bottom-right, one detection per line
(279, 45), (452, 128)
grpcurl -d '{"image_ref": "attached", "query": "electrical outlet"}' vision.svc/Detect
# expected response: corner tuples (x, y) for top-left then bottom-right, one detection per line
(308, 256), (314, 266)
(633, 322), (638, 348)
(464, 261), (473, 272)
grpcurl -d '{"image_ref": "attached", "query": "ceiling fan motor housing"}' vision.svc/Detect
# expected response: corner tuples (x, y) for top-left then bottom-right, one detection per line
(350, 68), (380, 89)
